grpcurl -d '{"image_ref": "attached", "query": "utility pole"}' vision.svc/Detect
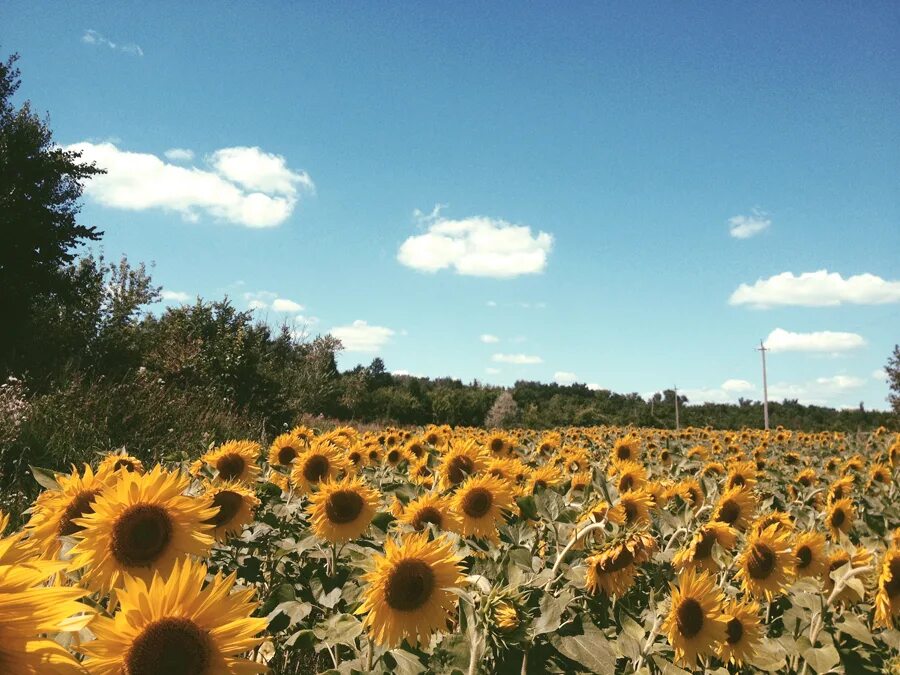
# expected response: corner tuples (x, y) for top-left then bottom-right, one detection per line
(674, 385), (680, 431)
(757, 340), (769, 430)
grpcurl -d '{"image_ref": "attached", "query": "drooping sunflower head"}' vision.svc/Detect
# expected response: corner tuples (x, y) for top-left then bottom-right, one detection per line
(702, 461), (725, 479)
(613, 489), (655, 527)
(200, 480), (260, 542)
(686, 445), (709, 462)
(673, 521), (737, 574)
(268, 432), (306, 468)
(795, 468), (817, 489)
(68, 465), (216, 592)
(792, 531), (827, 578)
(397, 493), (460, 534)
(609, 460), (647, 494)
(438, 440), (486, 490)
(663, 567), (726, 668)
(867, 463), (892, 491)
(875, 548), (900, 628)
(451, 474), (514, 542)
(676, 478), (705, 510)
(570, 470), (592, 492)
(357, 532), (464, 647)
(752, 511), (794, 537)
(79, 557), (267, 674)
(724, 461), (757, 491)
(200, 440), (261, 484)
(734, 525), (795, 601)
(290, 440), (350, 493)
(526, 464), (564, 494)
(828, 476), (855, 503)
(408, 457), (435, 489)
(97, 452), (145, 478)
(717, 599), (763, 666)
(825, 498), (855, 539)
(712, 486), (757, 531)
(307, 475), (381, 543)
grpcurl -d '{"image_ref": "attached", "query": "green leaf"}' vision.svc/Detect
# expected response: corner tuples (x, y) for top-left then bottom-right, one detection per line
(30, 465), (60, 490)
(837, 613), (876, 646)
(383, 649), (426, 675)
(802, 644), (841, 673)
(750, 640), (787, 672)
(552, 623), (616, 673)
(515, 495), (539, 521)
(532, 589), (573, 636)
(314, 613), (363, 647)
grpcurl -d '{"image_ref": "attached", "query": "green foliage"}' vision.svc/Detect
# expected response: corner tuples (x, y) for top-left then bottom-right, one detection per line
(886, 344), (900, 413)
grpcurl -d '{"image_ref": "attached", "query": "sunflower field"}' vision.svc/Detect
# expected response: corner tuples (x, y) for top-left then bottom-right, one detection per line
(4, 423), (900, 674)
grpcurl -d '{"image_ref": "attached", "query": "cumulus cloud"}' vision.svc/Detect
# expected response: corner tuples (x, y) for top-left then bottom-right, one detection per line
(769, 375), (866, 405)
(728, 210), (771, 239)
(82, 29), (143, 56)
(243, 292), (304, 312)
(764, 328), (866, 353)
(721, 379), (755, 393)
(554, 371), (578, 385)
(729, 270), (900, 308)
(271, 298), (304, 312)
(681, 379), (756, 404)
(872, 369), (887, 382)
(480, 334), (500, 344)
(491, 353), (543, 365)
(331, 320), (395, 352)
(587, 383), (603, 391)
(164, 148), (194, 162)
(159, 289), (190, 303)
(295, 314), (319, 326)
(486, 367), (501, 375)
(66, 142), (313, 228)
(397, 207), (553, 278)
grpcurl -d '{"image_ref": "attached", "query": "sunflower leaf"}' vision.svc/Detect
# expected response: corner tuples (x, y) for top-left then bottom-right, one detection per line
(29, 465), (61, 490)
(552, 622), (616, 672)
(802, 644), (841, 674)
(836, 613), (876, 646)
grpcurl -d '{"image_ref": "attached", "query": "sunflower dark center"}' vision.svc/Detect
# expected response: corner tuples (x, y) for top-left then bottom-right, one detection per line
(619, 475), (634, 492)
(694, 531), (716, 559)
(114, 459), (137, 472)
(277, 446), (298, 465)
(348, 451), (362, 465)
(830, 509), (846, 528)
(203, 490), (243, 527)
(748, 542), (776, 579)
(798, 476), (811, 487)
(216, 453), (245, 481)
(387, 450), (401, 463)
(385, 559), (435, 611)
(725, 617), (744, 645)
(885, 558), (900, 598)
(623, 501), (638, 523)
(461, 487), (493, 518)
(599, 547), (634, 573)
(661, 451), (670, 461)
(616, 446), (631, 461)
(796, 545), (813, 569)
(126, 617), (210, 675)
(111, 504), (173, 568)
(490, 438), (504, 453)
(58, 489), (100, 536)
(676, 598), (704, 638)
(447, 456), (474, 485)
(426, 433), (439, 445)
(533, 479), (548, 490)
(409, 443), (424, 458)
(730, 475), (746, 488)
(302, 454), (330, 483)
(717, 500), (740, 525)
(368, 449), (380, 460)
(832, 486), (845, 500)
(325, 490), (365, 524)
(411, 506), (443, 531)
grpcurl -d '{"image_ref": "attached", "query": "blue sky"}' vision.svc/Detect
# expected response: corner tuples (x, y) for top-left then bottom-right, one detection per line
(5, 2), (899, 409)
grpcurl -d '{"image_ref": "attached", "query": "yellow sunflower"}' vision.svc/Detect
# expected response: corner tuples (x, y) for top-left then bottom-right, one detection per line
(724, 461), (757, 490)
(611, 436), (641, 464)
(199, 440), (261, 484)
(663, 567), (726, 668)
(451, 475), (514, 542)
(408, 458), (435, 489)
(609, 460), (647, 493)
(438, 440), (486, 490)
(676, 478), (705, 510)
(80, 557), (267, 674)
(396, 493), (460, 534)
(526, 464), (563, 493)
(200, 480), (260, 542)
(307, 476), (380, 543)
(485, 431), (511, 456)
(585, 531), (656, 597)
(712, 486), (756, 531)
(0, 554), (94, 673)
(97, 452), (144, 477)
(734, 525), (794, 601)
(267, 432), (305, 468)
(875, 548), (900, 628)
(357, 533), (464, 647)
(673, 522), (737, 573)
(612, 489), (655, 527)
(827, 476), (855, 503)
(752, 511), (794, 536)
(792, 531), (828, 578)
(825, 498), (855, 538)
(290, 440), (350, 493)
(717, 599), (763, 667)
(68, 466), (216, 592)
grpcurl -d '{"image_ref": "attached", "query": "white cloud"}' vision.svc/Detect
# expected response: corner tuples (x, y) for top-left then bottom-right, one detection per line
(159, 289), (190, 303)
(554, 371), (578, 385)
(82, 29), (143, 56)
(764, 328), (866, 353)
(491, 353), (543, 365)
(480, 334), (500, 344)
(271, 298), (304, 313)
(872, 369), (888, 382)
(486, 367), (501, 375)
(295, 314), (319, 326)
(397, 208), (553, 278)
(730, 270), (900, 308)
(65, 142), (313, 228)
(392, 370), (410, 376)
(164, 148), (194, 162)
(331, 320), (395, 352)
(728, 210), (771, 239)
(587, 383), (603, 391)
(768, 374), (866, 406)
(721, 379), (755, 393)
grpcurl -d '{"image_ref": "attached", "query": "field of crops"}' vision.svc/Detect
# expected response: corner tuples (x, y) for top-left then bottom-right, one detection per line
(4, 424), (900, 673)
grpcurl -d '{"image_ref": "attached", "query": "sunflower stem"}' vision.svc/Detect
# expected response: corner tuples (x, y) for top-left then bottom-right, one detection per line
(544, 521), (607, 590)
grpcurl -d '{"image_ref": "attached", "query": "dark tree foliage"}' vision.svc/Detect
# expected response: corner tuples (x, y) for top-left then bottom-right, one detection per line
(886, 344), (900, 413)
(0, 52), (104, 374)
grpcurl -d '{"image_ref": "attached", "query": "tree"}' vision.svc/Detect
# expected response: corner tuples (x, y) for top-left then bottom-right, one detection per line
(886, 344), (900, 413)
(485, 391), (520, 428)
(1, 52), (104, 374)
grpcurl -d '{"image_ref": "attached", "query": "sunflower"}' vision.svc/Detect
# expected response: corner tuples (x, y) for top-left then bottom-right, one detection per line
(792, 531), (827, 578)
(570, 470), (592, 492)
(734, 525), (794, 600)
(485, 431), (511, 456)
(717, 599), (763, 667)
(676, 479), (704, 510)
(724, 461), (757, 490)
(867, 463), (892, 490)
(526, 464), (563, 493)
(609, 460), (647, 493)
(702, 462), (725, 479)
(267, 471), (290, 493)
(438, 440), (486, 490)
(712, 486), (756, 531)
(825, 498), (855, 538)
(612, 489), (655, 527)
(97, 452), (145, 477)
(585, 531), (656, 597)
(199, 440), (261, 484)
(795, 468), (817, 489)
(686, 445), (709, 462)
(201, 481), (260, 542)
(80, 557), (267, 674)
(307, 476), (380, 543)
(752, 511), (794, 536)
(494, 602), (520, 632)
(827, 476), (854, 503)
(357, 532), (464, 647)
(25, 463), (109, 558)
(0, 555), (94, 673)
(452, 475), (514, 542)
(673, 522), (737, 573)
(290, 441), (350, 493)
(875, 548), (900, 628)
(268, 432), (305, 468)
(611, 437), (641, 464)
(404, 438), (428, 462)
(408, 458), (435, 489)
(68, 466), (216, 592)
(289, 424), (315, 445)
(396, 493), (459, 534)
(663, 567), (726, 668)
(485, 458), (520, 484)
